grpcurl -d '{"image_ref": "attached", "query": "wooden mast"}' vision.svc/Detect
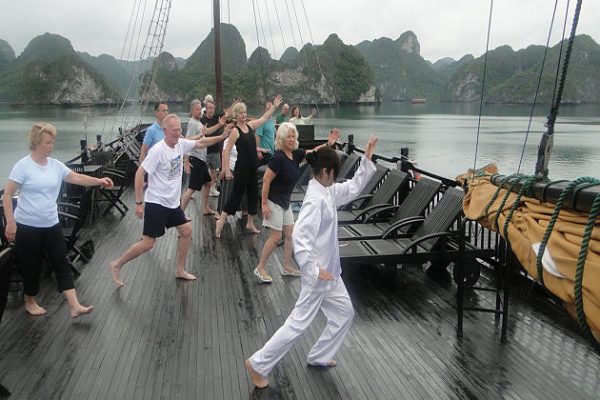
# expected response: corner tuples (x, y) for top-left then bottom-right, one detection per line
(213, 0), (223, 110)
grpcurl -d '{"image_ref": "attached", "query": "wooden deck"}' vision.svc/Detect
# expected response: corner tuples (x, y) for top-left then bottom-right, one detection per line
(1, 189), (599, 399)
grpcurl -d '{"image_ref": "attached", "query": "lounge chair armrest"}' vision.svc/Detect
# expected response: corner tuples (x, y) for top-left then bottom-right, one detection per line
(354, 203), (393, 222)
(58, 210), (79, 221)
(381, 216), (425, 238)
(363, 204), (399, 223)
(341, 193), (373, 210)
(57, 202), (81, 213)
(400, 231), (457, 255)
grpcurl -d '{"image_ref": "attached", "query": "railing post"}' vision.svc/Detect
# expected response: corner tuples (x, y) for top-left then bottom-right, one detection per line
(400, 147), (410, 173)
(347, 134), (354, 155)
(80, 139), (89, 164)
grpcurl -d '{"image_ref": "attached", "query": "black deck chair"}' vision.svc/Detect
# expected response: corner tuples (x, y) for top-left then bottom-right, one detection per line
(97, 167), (129, 217)
(338, 177), (442, 240)
(336, 168), (409, 225)
(291, 152), (360, 196)
(338, 187), (467, 268)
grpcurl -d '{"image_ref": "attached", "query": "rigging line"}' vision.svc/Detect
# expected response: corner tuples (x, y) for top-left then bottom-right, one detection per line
(284, 0), (299, 49)
(551, 0), (578, 122)
(102, 0), (142, 136)
(517, 0), (560, 173)
(262, 0), (277, 59)
(299, 0), (334, 134)
(137, 0), (172, 126)
(549, 0), (570, 122)
(115, 0), (151, 132)
(291, 0), (316, 112)
(251, 0), (269, 103)
(534, 0), (581, 178)
(255, 0), (270, 60)
(272, 0), (287, 52)
(473, 0), (494, 172)
(111, 0), (149, 134)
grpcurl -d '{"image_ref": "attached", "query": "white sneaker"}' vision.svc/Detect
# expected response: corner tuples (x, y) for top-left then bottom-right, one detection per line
(209, 188), (220, 197)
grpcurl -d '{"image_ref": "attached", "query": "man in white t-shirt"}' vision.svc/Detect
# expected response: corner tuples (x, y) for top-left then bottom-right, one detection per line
(109, 114), (231, 287)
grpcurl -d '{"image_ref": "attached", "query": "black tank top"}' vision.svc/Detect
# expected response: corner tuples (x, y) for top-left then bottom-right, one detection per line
(234, 124), (258, 169)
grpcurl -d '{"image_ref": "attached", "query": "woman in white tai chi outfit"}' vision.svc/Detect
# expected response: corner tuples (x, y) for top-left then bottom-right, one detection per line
(245, 136), (378, 388)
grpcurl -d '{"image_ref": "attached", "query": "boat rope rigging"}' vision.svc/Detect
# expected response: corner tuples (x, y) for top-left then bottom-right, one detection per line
(535, 0), (582, 179)
(472, 0), (494, 172)
(517, 0), (561, 174)
(248, 0), (335, 135)
(102, 0), (172, 139)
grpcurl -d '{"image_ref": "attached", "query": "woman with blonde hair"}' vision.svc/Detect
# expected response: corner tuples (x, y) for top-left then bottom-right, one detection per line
(3, 123), (114, 317)
(254, 123), (340, 283)
(215, 95), (283, 238)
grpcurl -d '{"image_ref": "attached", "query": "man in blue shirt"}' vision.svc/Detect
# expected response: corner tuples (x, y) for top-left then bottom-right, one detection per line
(256, 101), (276, 166)
(140, 102), (169, 163)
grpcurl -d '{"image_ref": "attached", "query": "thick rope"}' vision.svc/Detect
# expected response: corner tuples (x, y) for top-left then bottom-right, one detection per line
(502, 176), (537, 240)
(535, 177), (598, 286)
(574, 189), (600, 350)
(493, 175), (526, 234)
(483, 174), (522, 220)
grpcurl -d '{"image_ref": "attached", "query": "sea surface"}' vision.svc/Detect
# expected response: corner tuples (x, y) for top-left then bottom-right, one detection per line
(0, 102), (598, 183)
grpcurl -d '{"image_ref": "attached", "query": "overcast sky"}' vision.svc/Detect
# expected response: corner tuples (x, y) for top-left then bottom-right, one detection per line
(2, 0), (599, 63)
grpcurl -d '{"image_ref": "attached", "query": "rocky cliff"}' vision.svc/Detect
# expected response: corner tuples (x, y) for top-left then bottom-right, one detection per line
(0, 33), (120, 104)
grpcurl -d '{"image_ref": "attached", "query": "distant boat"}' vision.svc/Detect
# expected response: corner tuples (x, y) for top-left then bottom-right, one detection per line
(411, 98), (427, 104)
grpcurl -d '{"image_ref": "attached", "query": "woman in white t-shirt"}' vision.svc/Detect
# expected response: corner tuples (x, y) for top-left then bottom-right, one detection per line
(3, 123), (114, 318)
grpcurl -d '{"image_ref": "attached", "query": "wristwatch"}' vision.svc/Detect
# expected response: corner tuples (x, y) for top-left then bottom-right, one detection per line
(135, 201), (143, 205)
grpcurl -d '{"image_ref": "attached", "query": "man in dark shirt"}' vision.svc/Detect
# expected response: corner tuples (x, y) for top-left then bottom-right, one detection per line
(200, 100), (226, 196)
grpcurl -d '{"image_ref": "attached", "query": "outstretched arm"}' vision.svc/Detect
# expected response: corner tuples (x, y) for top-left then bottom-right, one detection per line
(194, 123), (230, 149)
(306, 128), (340, 154)
(248, 94), (283, 129)
(332, 136), (379, 206)
(65, 171), (114, 189)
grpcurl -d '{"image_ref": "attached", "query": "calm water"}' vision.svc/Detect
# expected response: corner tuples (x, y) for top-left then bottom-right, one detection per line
(0, 102), (598, 183)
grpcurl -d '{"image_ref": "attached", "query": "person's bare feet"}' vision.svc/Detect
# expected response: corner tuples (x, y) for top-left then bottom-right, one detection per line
(245, 225), (261, 234)
(25, 302), (47, 316)
(203, 207), (217, 216)
(215, 217), (225, 239)
(175, 270), (197, 280)
(245, 358), (268, 388)
(71, 305), (94, 318)
(109, 260), (124, 288)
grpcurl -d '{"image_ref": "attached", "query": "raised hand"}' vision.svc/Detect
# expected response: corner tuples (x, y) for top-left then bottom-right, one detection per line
(273, 94), (283, 108)
(327, 128), (340, 147)
(364, 135), (379, 161)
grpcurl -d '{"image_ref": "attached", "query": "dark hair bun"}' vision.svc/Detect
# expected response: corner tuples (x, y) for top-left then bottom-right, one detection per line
(306, 151), (317, 166)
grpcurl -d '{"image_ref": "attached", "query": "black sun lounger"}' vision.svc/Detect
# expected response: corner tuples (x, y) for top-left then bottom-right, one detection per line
(336, 168), (410, 225)
(338, 177), (442, 240)
(338, 187), (465, 267)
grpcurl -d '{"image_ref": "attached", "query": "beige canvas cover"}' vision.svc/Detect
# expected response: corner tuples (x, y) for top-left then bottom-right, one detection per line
(457, 165), (600, 341)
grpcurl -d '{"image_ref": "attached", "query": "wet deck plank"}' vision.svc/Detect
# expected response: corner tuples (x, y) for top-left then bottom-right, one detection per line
(1, 189), (599, 399)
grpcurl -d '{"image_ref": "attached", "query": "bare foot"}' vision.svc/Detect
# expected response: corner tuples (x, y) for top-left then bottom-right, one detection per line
(109, 260), (124, 288)
(215, 218), (225, 239)
(175, 270), (197, 280)
(203, 208), (217, 216)
(25, 303), (47, 316)
(245, 358), (268, 389)
(308, 359), (337, 367)
(71, 305), (94, 318)
(246, 226), (261, 234)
